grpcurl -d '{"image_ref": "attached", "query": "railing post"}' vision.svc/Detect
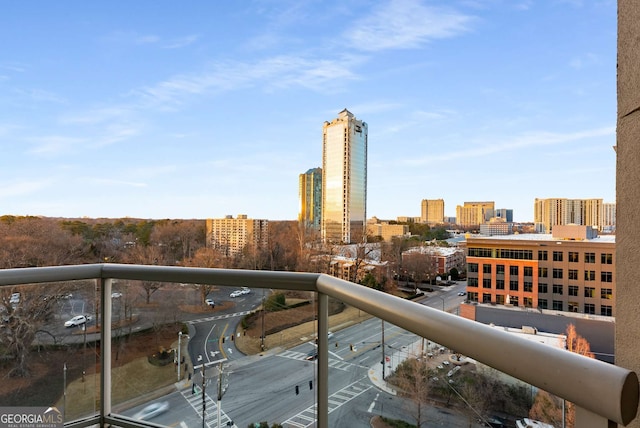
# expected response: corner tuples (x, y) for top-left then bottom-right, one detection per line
(317, 292), (329, 428)
(99, 278), (113, 426)
(575, 406), (618, 428)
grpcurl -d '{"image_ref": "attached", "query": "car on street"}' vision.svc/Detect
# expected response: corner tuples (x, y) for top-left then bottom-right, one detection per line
(305, 350), (318, 361)
(205, 298), (215, 307)
(133, 401), (169, 421)
(230, 290), (243, 298)
(457, 291), (466, 296)
(111, 292), (123, 299)
(9, 293), (20, 306)
(64, 315), (92, 328)
(240, 287), (251, 295)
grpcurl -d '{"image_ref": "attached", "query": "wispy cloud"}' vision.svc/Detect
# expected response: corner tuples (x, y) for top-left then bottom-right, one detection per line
(345, 0), (473, 51)
(0, 180), (51, 198)
(91, 178), (147, 188)
(133, 55), (361, 107)
(569, 52), (600, 69)
(26, 135), (87, 155)
(163, 34), (200, 49)
(405, 126), (615, 164)
(14, 88), (67, 104)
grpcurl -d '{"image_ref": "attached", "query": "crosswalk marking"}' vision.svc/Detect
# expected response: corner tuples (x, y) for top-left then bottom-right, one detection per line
(180, 387), (236, 428)
(186, 310), (252, 325)
(281, 380), (372, 428)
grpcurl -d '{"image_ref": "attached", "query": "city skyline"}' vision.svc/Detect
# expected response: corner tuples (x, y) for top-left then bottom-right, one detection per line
(0, 1), (616, 222)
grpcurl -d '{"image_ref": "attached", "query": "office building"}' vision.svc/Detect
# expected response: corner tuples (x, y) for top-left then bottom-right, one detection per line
(321, 109), (367, 244)
(534, 198), (613, 233)
(299, 167), (322, 231)
(464, 225), (615, 316)
(494, 208), (513, 222)
(366, 221), (409, 241)
(421, 199), (445, 224)
(205, 215), (269, 257)
(455, 201), (495, 227)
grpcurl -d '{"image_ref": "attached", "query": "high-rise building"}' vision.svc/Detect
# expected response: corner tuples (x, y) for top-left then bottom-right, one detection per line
(534, 198), (610, 233)
(299, 167), (322, 231)
(455, 201), (495, 227)
(321, 109), (367, 244)
(494, 208), (513, 222)
(421, 199), (445, 224)
(205, 215), (268, 257)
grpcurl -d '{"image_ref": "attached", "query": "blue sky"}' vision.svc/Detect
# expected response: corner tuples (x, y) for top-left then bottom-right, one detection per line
(0, 0), (616, 222)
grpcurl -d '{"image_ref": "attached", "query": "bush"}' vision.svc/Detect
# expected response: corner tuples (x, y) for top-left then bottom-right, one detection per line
(264, 293), (286, 312)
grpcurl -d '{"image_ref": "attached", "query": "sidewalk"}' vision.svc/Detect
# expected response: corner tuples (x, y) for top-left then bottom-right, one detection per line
(368, 338), (455, 395)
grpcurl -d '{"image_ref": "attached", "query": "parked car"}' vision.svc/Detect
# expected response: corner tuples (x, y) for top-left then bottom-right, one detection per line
(457, 291), (466, 296)
(305, 350), (318, 361)
(9, 292), (20, 306)
(205, 298), (215, 307)
(133, 401), (169, 421)
(230, 290), (243, 298)
(240, 287), (251, 295)
(111, 292), (123, 299)
(64, 315), (92, 328)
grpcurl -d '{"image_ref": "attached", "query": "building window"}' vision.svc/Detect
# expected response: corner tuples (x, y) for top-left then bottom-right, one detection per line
(568, 302), (579, 313)
(601, 272), (613, 283)
(524, 282), (533, 292)
(469, 263), (478, 273)
(584, 303), (595, 314)
(510, 296), (519, 306)
(523, 297), (533, 308)
(585, 252), (596, 263)
(509, 280), (519, 291)
(496, 295), (505, 305)
(538, 299), (548, 309)
(483, 293), (492, 303)
(568, 285), (579, 296)
(553, 284), (563, 295)
(509, 266), (519, 276)
(468, 278), (478, 287)
(552, 268), (563, 279)
(497, 249), (533, 260)
(601, 253), (613, 264)
(569, 252), (579, 263)
(538, 250), (548, 261)
(496, 264), (505, 274)
(584, 287), (596, 298)
(468, 248), (493, 257)
(538, 283), (548, 293)
(553, 300), (563, 311)
(601, 305), (612, 316)
(496, 279), (505, 290)
(483, 278), (492, 288)
(523, 266), (533, 277)
(553, 251), (563, 262)
(584, 270), (595, 281)
(538, 267), (548, 278)
(601, 288), (613, 299)
(483, 264), (492, 274)
(468, 292), (478, 302)
(568, 269), (578, 280)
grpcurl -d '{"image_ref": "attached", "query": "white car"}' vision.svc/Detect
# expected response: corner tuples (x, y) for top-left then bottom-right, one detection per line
(205, 298), (215, 307)
(111, 292), (123, 299)
(64, 315), (91, 328)
(9, 292), (20, 305)
(133, 401), (169, 420)
(230, 290), (243, 298)
(240, 287), (251, 295)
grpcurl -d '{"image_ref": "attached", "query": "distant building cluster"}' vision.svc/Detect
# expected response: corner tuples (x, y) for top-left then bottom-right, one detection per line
(534, 198), (616, 233)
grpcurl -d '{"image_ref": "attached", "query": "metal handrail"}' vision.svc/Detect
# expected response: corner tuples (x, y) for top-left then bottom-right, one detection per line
(1, 264), (637, 426)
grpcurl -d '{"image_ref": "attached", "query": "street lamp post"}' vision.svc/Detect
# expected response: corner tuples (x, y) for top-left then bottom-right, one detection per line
(436, 296), (445, 312)
(177, 331), (183, 381)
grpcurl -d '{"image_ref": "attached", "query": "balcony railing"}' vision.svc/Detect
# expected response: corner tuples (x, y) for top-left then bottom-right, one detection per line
(0, 263), (637, 428)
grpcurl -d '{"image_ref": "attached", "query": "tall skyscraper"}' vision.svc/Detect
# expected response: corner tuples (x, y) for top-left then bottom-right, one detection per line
(321, 109), (368, 244)
(299, 167), (322, 231)
(421, 199), (445, 224)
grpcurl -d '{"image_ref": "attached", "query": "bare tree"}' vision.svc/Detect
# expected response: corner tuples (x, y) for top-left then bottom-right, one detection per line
(390, 358), (432, 427)
(125, 245), (166, 304)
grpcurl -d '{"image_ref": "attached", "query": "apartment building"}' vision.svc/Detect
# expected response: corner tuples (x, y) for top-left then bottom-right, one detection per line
(366, 221), (409, 241)
(455, 201), (495, 227)
(534, 198), (615, 233)
(403, 245), (465, 276)
(299, 167), (322, 231)
(205, 215), (269, 257)
(465, 225), (615, 316)
(420, 199), (445, 224)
